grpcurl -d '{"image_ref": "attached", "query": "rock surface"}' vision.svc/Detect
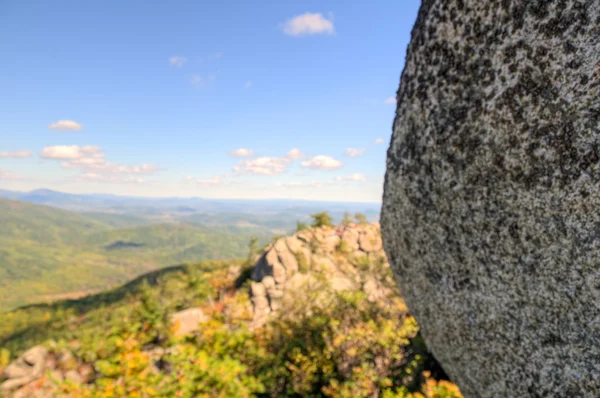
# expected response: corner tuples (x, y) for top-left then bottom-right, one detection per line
(381, 1), (600, 397)
(250, 223), (392, 326)
(170, 308), (207, 337)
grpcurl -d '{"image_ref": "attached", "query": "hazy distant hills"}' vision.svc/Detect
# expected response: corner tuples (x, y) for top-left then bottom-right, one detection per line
(0, 197), (273, 311)
(0, 188), (381, 231)
(0, 189), (381, 311)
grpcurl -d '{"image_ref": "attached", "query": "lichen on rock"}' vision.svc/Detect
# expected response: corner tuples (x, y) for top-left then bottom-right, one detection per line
(381, 1), (600, 397)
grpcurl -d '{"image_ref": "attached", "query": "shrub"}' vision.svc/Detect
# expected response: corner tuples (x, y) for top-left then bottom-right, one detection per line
(296, 221), (309, 232)
(336, 239), (351, 254)
(341, 211), (353, 227)
(294, 251), (310, 274)
(310, 211), (334, 228)
(354, 212), (368, 225)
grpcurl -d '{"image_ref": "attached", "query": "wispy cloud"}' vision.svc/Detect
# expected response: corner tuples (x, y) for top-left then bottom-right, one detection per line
(373, 138), (385, 145)
(0, 169), (17, 180)
(301, 155), (343, 170)
(281, 12), (335, 36)
(228, 148), (254, 158)
(196, 176), (222, 185)
(244, 80), (253, 89)
(336, 173), (367, 182)
(384, 97), (397, 104)
(48, 120), (83, 131)
(191, 74), (215, 87)
(286, 148), (307, 160)
(169, 56), (188, 67)
(0, 150), (32, 158)
(344, 148), (366, 157)
(275, 181), (322, 188)
(233, 156), (291, 176)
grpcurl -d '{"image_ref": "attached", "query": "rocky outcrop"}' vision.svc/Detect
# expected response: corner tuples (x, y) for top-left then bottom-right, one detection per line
(382, 1), (600, 397)
(1, 307), (209, 397)
(249, 223), (389, 325)
(1, 346), (48, 393)
(1, 345), (94, 397)
(170, 307), (207, 337)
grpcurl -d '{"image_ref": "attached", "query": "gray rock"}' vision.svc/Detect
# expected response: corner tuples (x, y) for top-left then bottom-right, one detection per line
(358, 230), (382, 252)
(251, 254), (271, 281)
(295, 230), (313, 243)
(250, 282), (267, 297)
(170, 308), (207, 337)
(3, 362), (31, 379)
(381, 1), (600, 397)
(1, 376), (33, 393)
(265, 248), (280, 271)
(274, 237), (299, 276)
(64, 370), (83, 384)
(272, 261), (287, 284)
(278, 250), (299, 276)
(341, 228), (360, 251)
(252, 296), (270, 311)
(21, 346), (47, 367)
(262, 276), (276, 290)
(330, 276), (354, 291)
(285, 236), (304, 254)
(267, 288), (284, 299)
(270, 298), (283, 312)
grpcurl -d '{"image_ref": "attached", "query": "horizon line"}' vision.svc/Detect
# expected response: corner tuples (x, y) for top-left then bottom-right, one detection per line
(0, 187), (383, 205)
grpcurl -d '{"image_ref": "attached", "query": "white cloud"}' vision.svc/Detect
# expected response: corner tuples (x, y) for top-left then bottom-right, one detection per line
(300, 155), (342, 170)
(286, 148), (306, 160)
(281, 12), (335, 36)
(244, 80), (253, 89)
(169, 56), (187, 67)
(0, 150), (32, 158)
(229, 148), (254, 158)
(336, 173), (367, 182)
(373, 138), (385, 145)
(234, 156), (291, 175)
(275, 181), (322, 188)
(344, 148), (366, 157)
(41, 145), (158, 178)
(191, 75), (205, 86)
(191, 75), (215, 87)
(48, 120), (83, 131)
(384, 97), (397, 104)
(197, 176), (221, 185)
(41, 145), (99, 160)
(76, 173), (146, 184)
(0, 169), (17, 180)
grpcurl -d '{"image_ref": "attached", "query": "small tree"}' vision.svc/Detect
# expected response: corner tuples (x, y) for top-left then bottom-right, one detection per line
(354, 212), (368, 225)
(246, 236), (258, 265)
(310, 211), (334, 228)
(296, 221), (309, 232)
(341, 211), (352, 227)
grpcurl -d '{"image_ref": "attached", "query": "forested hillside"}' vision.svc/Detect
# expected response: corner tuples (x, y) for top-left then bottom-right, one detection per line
(1, 219), (462, 397)
(0, 199), (273, 311)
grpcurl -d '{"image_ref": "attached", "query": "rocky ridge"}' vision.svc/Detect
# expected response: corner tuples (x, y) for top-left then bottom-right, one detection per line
(249, 222), (391, 325)
(1, 222), (393, 397)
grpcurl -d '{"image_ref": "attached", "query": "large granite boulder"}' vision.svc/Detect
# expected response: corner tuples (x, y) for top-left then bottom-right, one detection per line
(381, 1), (600, 397)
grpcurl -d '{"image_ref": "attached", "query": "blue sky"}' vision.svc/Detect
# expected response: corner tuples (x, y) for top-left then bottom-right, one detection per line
(0, 0), (421, 202)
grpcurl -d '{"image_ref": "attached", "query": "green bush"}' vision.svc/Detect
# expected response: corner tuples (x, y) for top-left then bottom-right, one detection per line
(296, 221), (309, 232)
(310, 211), (334, 228)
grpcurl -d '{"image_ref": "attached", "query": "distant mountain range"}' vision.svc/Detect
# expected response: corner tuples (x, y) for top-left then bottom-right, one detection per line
(0, 189), (381, 311)
(0, 188), (381, 224)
